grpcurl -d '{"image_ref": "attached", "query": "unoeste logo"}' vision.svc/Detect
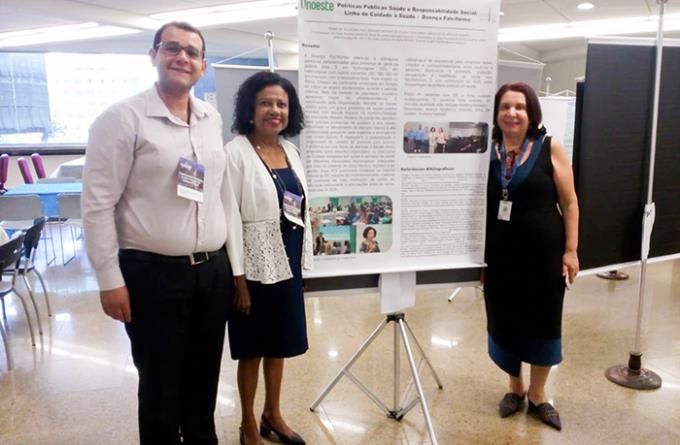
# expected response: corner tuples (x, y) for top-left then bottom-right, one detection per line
(300, 0), (335, 11)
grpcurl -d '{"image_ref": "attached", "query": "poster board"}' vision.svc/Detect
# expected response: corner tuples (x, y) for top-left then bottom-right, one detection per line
(298, 0), (500, 280)
(539, 96), (576, 162)
(574, 38), (680, 270)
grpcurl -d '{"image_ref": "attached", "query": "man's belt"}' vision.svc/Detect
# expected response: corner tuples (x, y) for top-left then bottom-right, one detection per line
(119, 247), (225, 266)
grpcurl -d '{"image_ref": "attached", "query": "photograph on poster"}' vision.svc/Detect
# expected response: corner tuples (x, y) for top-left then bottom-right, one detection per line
(310, 195), (393, 256)
(403, 122), (489, 154)
(356, 223), (392, 254)
(314, 225), (353, 256)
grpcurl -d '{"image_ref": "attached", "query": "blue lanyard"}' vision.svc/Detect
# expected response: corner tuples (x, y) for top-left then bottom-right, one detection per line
(499, 137), (530, 199)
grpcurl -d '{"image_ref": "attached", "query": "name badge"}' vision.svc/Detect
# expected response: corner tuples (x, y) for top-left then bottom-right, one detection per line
(498, 200), (512, 221)
(177, 157), (205, 203)
(282, 191), (304, 227)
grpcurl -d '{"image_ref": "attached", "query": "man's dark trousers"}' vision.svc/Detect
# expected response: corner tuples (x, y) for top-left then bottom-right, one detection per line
(120, 248), (233, 445)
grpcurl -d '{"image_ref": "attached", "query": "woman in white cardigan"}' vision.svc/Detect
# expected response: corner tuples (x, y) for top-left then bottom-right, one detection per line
(226, 71), (312, 445)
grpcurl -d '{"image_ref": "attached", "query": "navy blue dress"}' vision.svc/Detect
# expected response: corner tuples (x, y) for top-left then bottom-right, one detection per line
(228, 168), (308, 359)
(484, 136), (565, 377)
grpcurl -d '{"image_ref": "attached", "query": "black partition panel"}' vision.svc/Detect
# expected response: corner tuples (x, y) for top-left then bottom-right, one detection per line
(576, 44), (655, 270)
(651, 47), (680, 257)
(572, 81), (585, 197)
(576, 43), (680, 270)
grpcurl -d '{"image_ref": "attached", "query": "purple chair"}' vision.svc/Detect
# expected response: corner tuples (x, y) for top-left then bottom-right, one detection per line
(31, 153), (47, 179)
(0, 154), (9, 191)
(17, 157), (34, 184)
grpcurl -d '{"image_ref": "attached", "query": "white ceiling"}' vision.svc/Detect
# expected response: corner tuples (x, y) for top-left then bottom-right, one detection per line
(1, 0), (678, 61)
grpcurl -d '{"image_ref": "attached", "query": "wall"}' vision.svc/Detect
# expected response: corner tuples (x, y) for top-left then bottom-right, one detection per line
(541, 55), (587, 94)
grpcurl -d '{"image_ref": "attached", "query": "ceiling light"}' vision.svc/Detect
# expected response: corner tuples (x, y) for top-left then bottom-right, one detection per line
(577, 2), (595, 11)
(499, 13), (680, 43)
(0, 22), (140, 48)
(151, 0), (297, 27)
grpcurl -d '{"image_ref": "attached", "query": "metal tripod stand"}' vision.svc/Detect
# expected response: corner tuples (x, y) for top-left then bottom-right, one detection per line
(310, 312), (444, 444)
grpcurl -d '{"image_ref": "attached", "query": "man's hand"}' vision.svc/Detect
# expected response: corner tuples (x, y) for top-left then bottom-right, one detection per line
(233, 275), (251, 316)
(100, 286), (131, 322)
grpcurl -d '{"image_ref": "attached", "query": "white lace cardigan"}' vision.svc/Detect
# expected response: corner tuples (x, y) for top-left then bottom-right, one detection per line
(225, 135), (313, 284)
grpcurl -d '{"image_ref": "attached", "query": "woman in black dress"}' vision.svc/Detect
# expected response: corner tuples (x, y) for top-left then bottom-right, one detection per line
(226, 72), (312, 445)
(484, 82), (579, 430)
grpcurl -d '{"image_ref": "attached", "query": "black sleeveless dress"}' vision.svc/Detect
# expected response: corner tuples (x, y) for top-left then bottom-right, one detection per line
(484, 136), (566, 376)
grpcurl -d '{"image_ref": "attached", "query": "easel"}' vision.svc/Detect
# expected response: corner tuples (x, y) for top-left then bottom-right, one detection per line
(310, 274), (444, 445)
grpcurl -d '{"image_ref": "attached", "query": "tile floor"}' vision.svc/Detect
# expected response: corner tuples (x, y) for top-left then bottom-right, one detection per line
(1, 238), (679, 444)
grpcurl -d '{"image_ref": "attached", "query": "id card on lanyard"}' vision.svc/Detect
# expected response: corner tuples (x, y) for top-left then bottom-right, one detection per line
(283, 190), (304, 227)
(177, 157), (205, 203)
(497, 138), (530, 221)
(255, 146), (305, 228)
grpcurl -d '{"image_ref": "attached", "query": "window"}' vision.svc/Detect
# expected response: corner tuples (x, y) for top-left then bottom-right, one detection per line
(1, 52), (266, 152)
(0, 53), (155, 146)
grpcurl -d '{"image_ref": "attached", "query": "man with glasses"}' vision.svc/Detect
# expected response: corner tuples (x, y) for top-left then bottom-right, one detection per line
(83, 22), (245, 444)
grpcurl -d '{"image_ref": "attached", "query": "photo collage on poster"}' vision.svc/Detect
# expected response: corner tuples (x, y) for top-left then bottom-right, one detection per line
(310, 196), (393, 256)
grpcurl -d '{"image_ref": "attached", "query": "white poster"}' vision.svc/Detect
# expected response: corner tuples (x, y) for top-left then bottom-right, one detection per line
(539, 96), (576, 162)
(299, 0), (501, 278)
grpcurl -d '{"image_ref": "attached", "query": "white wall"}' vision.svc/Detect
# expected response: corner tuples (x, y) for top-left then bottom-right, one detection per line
(276, 54), (298, 70)
(541, 55), (587, 95)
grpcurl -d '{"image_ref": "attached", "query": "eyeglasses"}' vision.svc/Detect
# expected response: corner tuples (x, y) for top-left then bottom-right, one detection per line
(155, 41), (203, 60)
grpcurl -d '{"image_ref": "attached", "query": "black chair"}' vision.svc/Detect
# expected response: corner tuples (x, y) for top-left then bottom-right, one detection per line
(11, 218), (52, 318)
(1, 233), (38, 370)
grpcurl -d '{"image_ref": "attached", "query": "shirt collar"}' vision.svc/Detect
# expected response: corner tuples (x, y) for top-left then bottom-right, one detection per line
(145, 84), (210, 123)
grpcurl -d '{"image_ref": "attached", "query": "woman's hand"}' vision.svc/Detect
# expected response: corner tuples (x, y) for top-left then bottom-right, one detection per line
(562, 250), (579, 285)
(233, 275), (252, 316)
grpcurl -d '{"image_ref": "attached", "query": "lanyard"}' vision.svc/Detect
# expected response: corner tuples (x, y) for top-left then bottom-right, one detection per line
(499, 137), (530, 200)
(253, 144), (305, 200)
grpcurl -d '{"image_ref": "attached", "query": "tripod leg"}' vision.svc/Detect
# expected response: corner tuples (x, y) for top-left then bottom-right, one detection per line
(403, 320), (444, 389)
(398, 319), (438, 445)
(400, 358), (426, 409)
(310, 318), (389, 411)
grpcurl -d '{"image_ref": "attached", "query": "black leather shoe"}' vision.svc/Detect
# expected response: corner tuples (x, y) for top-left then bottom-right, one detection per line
(260, 415), (306, 444)
(528, 400), (562, 431)
(498, 392), (525, 418)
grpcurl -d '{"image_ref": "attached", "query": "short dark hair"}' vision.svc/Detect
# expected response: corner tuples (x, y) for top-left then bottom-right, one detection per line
(363, 226), (376, 238)
(232, 71), (305, 137)
(153, 22), (206, 56)
(492, 82), (545, 141)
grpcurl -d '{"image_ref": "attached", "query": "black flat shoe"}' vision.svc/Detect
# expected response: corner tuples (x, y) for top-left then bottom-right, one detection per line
(528, 400), (562, 431)
(498, 392), (526, 418)
(260, 415), (306, 445)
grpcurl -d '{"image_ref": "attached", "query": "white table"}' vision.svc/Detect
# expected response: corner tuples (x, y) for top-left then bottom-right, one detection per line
(51, 156), (85, 179)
